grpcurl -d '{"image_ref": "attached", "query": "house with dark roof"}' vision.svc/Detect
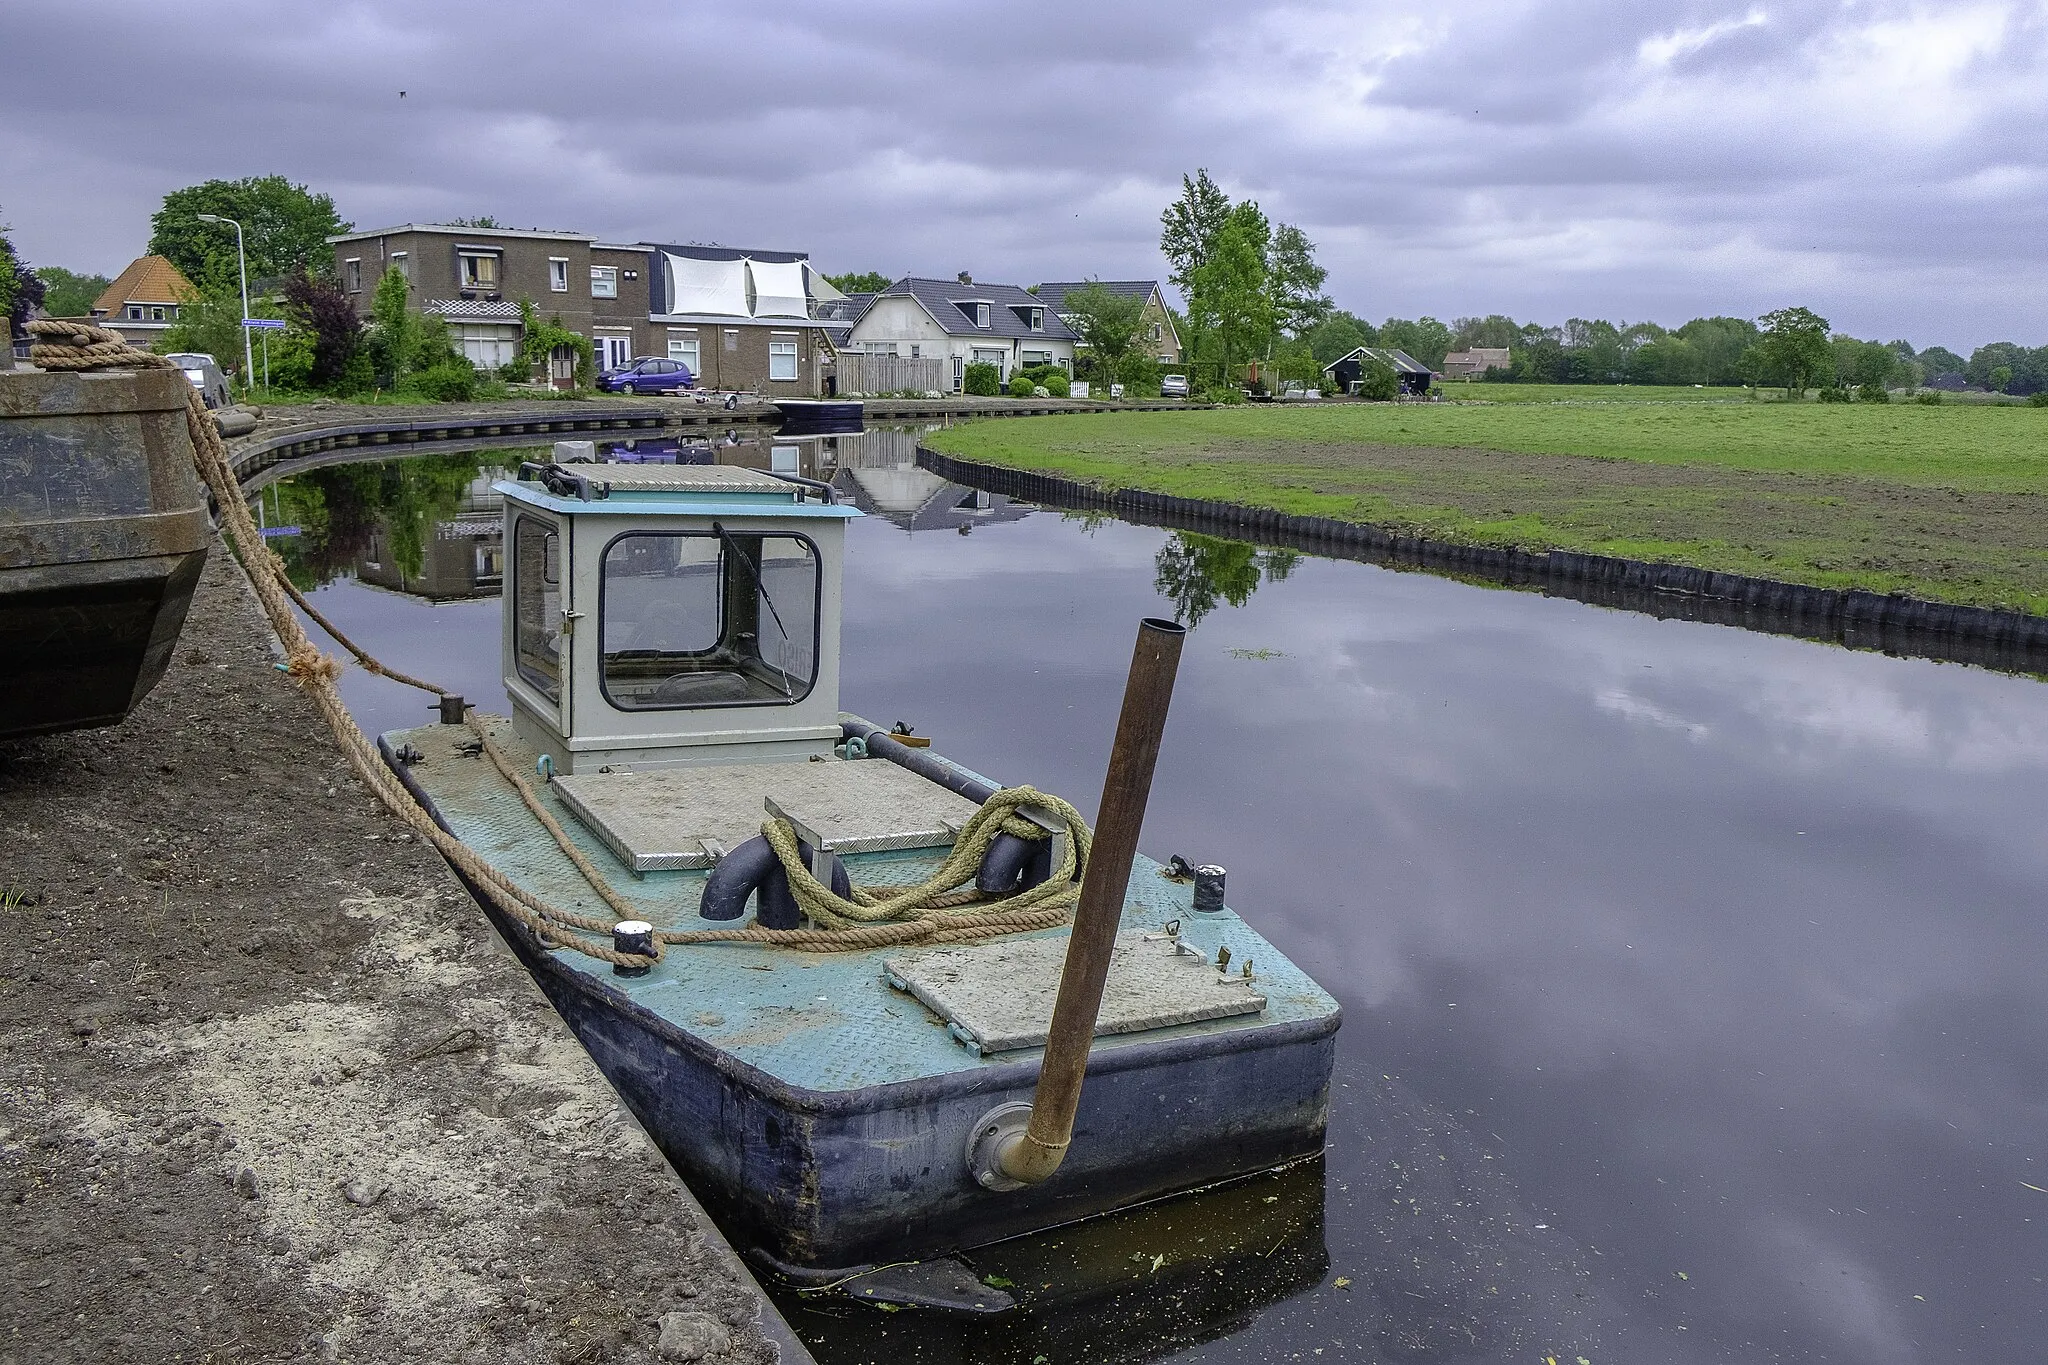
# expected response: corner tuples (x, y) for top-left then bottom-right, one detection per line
(1322, 346), (1437, 396)
(1033, 280), (1182, 366)
(89, 255), (199, 346)
(842, 273), (1077, 390)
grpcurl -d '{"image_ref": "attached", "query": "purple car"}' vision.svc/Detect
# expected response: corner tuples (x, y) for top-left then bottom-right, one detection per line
(598, 357), (694, 394)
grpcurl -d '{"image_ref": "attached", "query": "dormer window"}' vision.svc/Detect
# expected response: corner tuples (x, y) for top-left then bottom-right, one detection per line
(1011, 305), (1043, 331)
(954, 300), (992, 328)
(975, 302), (990, 328)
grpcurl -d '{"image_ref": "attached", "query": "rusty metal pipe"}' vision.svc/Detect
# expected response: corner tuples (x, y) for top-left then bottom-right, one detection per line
(995, 617), (1187, 1186)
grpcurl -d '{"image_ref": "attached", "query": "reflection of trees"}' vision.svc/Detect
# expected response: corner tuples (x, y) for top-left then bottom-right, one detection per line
(1153, 532), (1299, 628)
(271, 453), (494, 588)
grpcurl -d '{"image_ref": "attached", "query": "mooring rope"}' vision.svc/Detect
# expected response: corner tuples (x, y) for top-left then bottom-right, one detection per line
(25, 320), (1090, 966)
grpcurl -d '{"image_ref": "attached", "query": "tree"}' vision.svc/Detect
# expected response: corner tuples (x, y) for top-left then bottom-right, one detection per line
(1378, 317), (1453, 371)
(1989, 364), (2013, 393)
(444, 216), (503, 229)
(1451, 315), (1520, 350)
(1059, 281), (1149, 387)
(1305, 311), (1376, 365)
(1915, 345), (1967, 385)
(1267, 223), (1331, 337)
(823, 270), (892, 295)
(0, 216), (47, 339)
(369, 266), (418, 388)
(1673, 316), (1760, 386)
(1355, 355), (1400, 401)
(158, 288), (247, 368)
(1187, 202), (1275, 382)
(281, 270), (364, 389)
(1752, 307), (1833, 397)
(1159, 169), (1232, 299)
(148, 176), (350, 294)
(32, 266), (110, 319)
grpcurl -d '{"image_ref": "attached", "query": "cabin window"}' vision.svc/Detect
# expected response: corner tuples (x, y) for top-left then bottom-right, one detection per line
(549, 258), (569, 292)
(590, 266), (618, 299)
(460, 252), (499, 289)
(513, 517), (563, 703)
(599, 530), (820, 711)
(768, 340), (798, 381)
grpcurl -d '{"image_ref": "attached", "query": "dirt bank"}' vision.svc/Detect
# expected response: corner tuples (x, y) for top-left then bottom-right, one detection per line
(0, 543), (800, 1364)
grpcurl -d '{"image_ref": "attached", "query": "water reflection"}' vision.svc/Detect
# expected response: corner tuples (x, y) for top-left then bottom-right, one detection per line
(264, 451), (510, 598)
(1152, 532), (1300, 628)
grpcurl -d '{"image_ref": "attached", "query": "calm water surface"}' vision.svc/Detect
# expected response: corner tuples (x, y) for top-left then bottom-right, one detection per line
(262, 437), (2048, 1364)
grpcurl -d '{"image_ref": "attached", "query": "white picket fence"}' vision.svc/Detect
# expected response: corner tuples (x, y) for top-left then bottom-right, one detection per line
(836, 353), (950, 395)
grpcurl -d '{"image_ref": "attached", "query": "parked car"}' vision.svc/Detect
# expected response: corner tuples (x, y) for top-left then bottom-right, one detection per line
(165, 352), (232, 409)
(598, 358), (694, 395)
(1160, 373), (1189, 399)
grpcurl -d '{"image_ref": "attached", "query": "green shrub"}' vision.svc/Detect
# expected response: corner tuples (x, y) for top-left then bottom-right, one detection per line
(1200, 386), (1245, 405)
(1856, 382), (1891, 404)
(1915, 391), (1944, 405)
(1007, 373), (1035, 398)
(1042, 370), (1070, 398)
(1356, 357), (1400, 401)
(1817, 386), (1853, 403)
(497, 360), (530, 384)
(404, 362), (481, 403)
(963, 362), (1000, 396)
(2029, 391), (2048, 408)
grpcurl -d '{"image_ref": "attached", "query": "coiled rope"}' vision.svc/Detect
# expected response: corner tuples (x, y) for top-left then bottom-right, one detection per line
(25, 321), (1089, 966)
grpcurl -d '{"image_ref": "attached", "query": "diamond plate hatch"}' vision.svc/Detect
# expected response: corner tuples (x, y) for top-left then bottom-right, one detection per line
(885, 933), (1267, 1055)
(552, 758), (983, 872)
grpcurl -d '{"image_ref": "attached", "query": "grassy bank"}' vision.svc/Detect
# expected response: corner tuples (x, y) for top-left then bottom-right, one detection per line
(924, 402), (2048, 615)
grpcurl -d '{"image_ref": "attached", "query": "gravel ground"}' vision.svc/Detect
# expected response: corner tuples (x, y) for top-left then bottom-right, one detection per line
(0, 542), (797, 1365)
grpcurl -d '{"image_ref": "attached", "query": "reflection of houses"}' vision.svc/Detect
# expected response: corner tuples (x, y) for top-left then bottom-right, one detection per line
(1440, 347), (1510, 378)
(1322, 346), (1437, 395)
(828, 429), (1034, 532)
(87, 255), (199, 347)
(355, 473), (506, 600)
(842, 274), (1077, 389)
(326, 223), (838, 393)
(1033, 281), (1182, 365)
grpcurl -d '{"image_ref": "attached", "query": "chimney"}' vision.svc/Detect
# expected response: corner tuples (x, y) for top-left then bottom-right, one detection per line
(957, 271), (972, 287)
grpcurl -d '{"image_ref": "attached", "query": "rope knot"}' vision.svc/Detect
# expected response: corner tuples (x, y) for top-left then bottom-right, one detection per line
(285, 644), (345, 686)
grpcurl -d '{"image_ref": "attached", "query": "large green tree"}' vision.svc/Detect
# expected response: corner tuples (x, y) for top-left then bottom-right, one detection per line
(33, 266), (110, 319)
(1267, 223), (1331, 337)
(148, 176), (350, 294)
(1, 215), (47, 338)
(1188, 202), (1275, 383)
(1751, 306), (1833, 397)
(1059, 281), (1150, 387)
(1159, 169), (1232, 300)
(1305, 311), (1376, 365)
(1377, 317), (1453, 371)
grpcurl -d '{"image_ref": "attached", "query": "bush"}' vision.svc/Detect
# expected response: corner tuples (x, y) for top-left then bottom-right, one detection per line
(1914, 391), (1944, 406)
(1041, 370), (1070, 398)
(1856, 382), (1891, 404)
(963, 362), (1000, 396)
(1817, 386), (1853, 403)
(404, 362), (481, 403)
(497, 360), (530, 385)
(1199, 386), (1245, 405)
(1007, 373), (1035, 398)
(1356, 357), (1400, 401)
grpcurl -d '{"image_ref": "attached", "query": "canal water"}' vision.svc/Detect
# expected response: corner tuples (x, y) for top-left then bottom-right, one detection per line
(254, 430), (2048, 1364)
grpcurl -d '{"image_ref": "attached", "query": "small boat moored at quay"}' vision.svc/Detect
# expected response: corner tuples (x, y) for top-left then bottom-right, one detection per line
(379, 449), (1340, 1303)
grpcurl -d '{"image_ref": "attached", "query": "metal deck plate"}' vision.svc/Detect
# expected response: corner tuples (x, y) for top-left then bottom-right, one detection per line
(580, 464), (792, 493)
(885, 933), (1267, 1055)
(553, 759), (982, 872)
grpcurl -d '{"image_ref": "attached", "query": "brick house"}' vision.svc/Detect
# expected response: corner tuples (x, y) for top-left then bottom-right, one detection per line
(88, 255), (199, 347)
(325, 224), (834, 393)
(1033, 280), (1182, 366)
(843, 274), (1078, 389)
(1440, 347), (1510, 379)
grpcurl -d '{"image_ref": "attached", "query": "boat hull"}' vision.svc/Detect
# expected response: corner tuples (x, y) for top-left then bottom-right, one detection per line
(1, 368), (211, 740)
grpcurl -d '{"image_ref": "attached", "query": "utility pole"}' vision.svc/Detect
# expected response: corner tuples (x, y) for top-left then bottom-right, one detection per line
(196, 213), (254, 392)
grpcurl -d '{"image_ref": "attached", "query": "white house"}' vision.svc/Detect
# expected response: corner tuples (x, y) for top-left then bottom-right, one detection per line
(843, 274), (1078, 390)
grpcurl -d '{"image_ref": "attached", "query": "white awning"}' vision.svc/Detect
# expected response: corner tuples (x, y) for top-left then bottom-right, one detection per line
(665, 253), (749, 317)
(746, 258), (809, 319)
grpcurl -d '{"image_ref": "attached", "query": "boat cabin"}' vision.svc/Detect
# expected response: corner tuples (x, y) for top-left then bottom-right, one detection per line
(498, 460), (861, 773)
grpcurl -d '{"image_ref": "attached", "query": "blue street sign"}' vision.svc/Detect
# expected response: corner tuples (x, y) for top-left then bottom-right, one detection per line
(259, 525), (303, 538)
(243, 318), (287, 330)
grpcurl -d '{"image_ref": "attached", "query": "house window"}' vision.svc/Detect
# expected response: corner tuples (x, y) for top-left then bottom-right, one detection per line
(769, 340), (798, 381)
(344, 259), (362, 293)
(668, 337), (700, 376)
(976, 303), (990, 328)
(391, 252), (409, 279)
(127, 305), (144, 321)
(460, 252), (499, 289)
(1021, 349), (1052, 366)
(1027, 307), (1043, 331)
(151, 307), (165, 321)
(546, 259), (568, 292)
(590, 266), (618, 299)
(724, 329), (739, 353)
(909, 344), (921, 358)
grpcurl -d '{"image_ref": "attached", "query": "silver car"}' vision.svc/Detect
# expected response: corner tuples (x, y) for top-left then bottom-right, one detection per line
(165, 352), (232, 409)
(1160, 373), (1189, 399)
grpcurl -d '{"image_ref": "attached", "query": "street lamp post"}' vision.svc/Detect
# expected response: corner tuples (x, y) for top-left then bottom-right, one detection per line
(196, 213), (254, 392)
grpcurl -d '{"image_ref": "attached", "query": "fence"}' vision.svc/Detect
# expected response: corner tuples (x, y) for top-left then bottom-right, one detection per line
(836, 353), (950, 396)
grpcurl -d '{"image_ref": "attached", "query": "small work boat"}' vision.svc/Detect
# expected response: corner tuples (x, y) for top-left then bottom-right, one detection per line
(772, 397), (864, 432)
(0, 365), (210, 740)
(379, 454), (1339, 1300)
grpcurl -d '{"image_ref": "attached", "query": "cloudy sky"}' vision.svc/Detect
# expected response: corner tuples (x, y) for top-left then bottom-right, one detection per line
(5, 0), (2045, 350)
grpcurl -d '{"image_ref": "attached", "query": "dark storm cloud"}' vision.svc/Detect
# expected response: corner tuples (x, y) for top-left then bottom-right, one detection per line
(4, 0), (2045, 344)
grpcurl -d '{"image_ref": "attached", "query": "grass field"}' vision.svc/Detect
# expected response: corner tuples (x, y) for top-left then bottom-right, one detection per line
(1437, 382), (1750, 403)
(924, 401), (2048, 614)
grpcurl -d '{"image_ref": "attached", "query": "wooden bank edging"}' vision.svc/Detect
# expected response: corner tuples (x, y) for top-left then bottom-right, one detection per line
(917, 446), (2048, 676)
